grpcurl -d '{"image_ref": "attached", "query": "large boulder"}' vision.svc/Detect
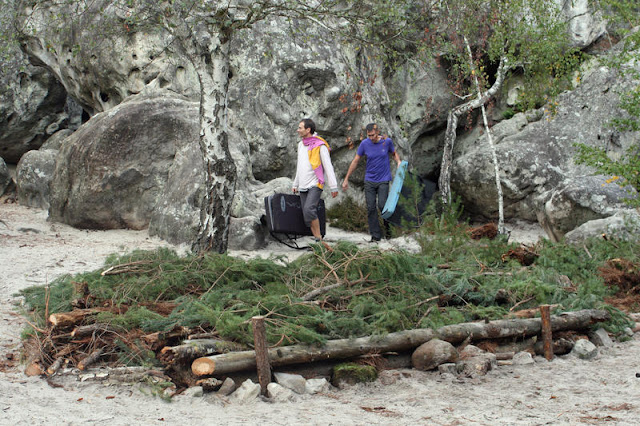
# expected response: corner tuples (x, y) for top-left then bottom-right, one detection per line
(16, 149), (57, 209)
(451, 53), (640, 237)
(49, 95), (196, 230)
(537, 175), (633, 241)
(14, 129), (74, 209)
(564, 209), (640, 243)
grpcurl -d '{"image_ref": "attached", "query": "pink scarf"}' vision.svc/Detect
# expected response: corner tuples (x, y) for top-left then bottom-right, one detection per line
(303, 135), (331, 188)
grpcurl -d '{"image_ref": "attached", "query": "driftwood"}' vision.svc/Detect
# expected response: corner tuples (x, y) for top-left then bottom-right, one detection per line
(191, 309), (609, 376)
(159, 339), (247, 365)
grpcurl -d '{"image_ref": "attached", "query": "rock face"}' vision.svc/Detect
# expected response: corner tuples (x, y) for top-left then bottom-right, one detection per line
(49, 95), (196, 230)
(558, 0), (606, 48)
(6, 2), (638, 245)
(451, 56), (640, 238)
(0, 157), (12, 196)
(0, 61), (70, 164)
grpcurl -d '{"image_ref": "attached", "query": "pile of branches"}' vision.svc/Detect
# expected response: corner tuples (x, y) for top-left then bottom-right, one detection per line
(17, 236), (638, 383)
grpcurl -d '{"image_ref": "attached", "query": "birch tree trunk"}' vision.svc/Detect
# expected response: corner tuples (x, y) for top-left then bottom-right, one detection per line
(465, 37), (506, 235)
(438, 57), (510, 211)
(187, 26), (237, 254)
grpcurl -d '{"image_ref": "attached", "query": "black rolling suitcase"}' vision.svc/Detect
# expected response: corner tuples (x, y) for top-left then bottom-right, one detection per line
(264, 193), (326, 247)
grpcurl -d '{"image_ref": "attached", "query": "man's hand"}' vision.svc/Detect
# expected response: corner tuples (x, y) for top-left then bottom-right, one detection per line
(331, 191), (338, 198)
(341, 179), (349, 191)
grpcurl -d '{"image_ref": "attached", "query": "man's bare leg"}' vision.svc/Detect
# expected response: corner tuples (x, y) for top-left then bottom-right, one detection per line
(310, 219), (332, 251)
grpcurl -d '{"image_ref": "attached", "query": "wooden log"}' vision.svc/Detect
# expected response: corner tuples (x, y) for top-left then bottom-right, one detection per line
(159, 339), (247, 365)
(78, 347), (104, 370)
(252, 316), (271, 395)
(25, 362), (44, 377)
(49, 308), (113, 329)
(49, 310), (90, 328)
(71, 323), (114, 339)
(434, 309), (608, 344)
(46, 358), (64, 376)
(540, 305), (553, 361)
(192, 328), (436, 376)
(191, 309), (608, 377)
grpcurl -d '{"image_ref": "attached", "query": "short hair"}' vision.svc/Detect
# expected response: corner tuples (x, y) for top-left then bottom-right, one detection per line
(365, 123), (378, 133)
(301, 118), (316, 135)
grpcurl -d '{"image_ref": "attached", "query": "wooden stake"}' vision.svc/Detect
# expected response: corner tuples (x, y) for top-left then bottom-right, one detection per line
(540, 305), (553, 361)
(252, 316), (271, 395)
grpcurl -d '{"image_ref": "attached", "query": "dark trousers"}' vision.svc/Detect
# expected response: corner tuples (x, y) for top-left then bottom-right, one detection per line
(364, 180), (390, 240)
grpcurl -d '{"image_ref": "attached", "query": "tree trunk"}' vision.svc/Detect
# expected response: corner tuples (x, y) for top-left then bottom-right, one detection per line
(191, 309), (608, 376)
(192, 328), (436, 376)
(187, 26), (237, 254)
(438, 57), (510, 207)
(434, 308), (608, 344)
(464, 38), (507, 234)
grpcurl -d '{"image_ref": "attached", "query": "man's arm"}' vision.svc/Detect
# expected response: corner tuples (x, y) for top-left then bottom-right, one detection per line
(392, 151), (401, 167)
(319, 145), (339, 198)
(292, 145), (300, 193)
(341, 154), (361, 190)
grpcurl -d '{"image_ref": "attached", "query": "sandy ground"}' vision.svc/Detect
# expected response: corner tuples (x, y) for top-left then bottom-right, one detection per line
(2, 200), (640, 425)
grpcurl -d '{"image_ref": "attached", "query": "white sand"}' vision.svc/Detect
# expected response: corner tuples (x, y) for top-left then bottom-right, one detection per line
(2, 201), (640, 425)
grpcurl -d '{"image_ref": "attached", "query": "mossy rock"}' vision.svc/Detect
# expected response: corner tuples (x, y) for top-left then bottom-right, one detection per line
(332, 362), (378, 387)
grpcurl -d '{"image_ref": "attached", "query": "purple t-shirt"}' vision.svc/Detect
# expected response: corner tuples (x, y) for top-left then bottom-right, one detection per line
(357, 137), (395, 182)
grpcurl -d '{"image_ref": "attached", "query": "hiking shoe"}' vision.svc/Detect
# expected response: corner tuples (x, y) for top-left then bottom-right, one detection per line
(369, 237), (381, 243)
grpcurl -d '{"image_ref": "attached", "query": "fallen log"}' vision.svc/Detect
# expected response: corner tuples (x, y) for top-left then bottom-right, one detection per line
(159, 339), (248, 365)
(192, 328), (436, 377)
(434, 309), (609, 344)
(191, 309), (609, 376)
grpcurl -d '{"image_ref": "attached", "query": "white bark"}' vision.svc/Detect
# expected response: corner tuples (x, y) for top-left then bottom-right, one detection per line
(465, 38), (506, 235)
(438, 55), (510, 214)
(180, 25), (237, 254)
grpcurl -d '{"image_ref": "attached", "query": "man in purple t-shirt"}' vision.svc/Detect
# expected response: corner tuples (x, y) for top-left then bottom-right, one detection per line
(342, 123), (401, 241)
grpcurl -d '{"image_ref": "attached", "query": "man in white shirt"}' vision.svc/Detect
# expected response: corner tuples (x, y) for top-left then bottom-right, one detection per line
(292, 119), (339, 246)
